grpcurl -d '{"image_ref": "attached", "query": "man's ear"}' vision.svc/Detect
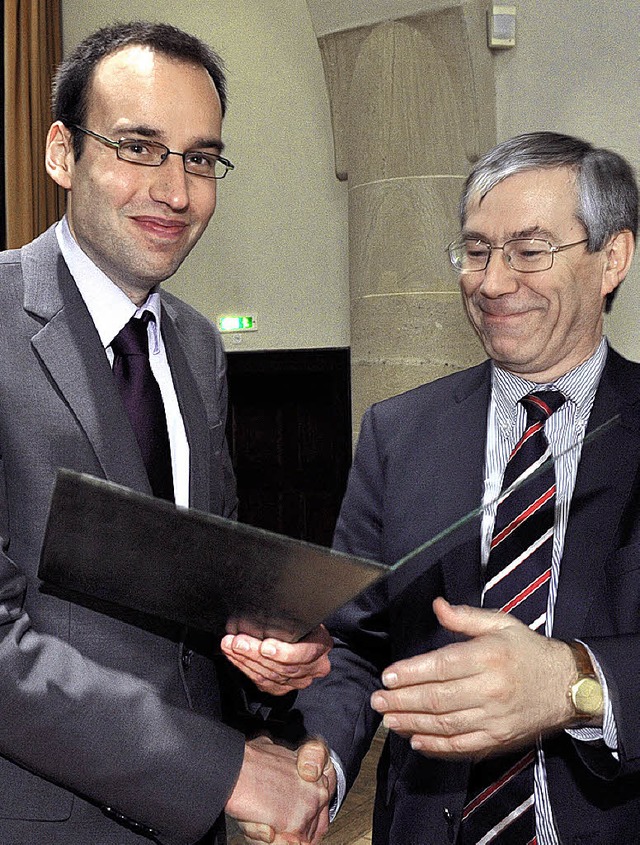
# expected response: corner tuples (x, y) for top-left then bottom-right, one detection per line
(601, 229), (635, 297)
(45, 121), (74, 190)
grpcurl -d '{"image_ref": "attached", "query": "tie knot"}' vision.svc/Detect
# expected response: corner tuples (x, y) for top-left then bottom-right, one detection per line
(111, 312), (154, 357)
(520, 389), (566, 423)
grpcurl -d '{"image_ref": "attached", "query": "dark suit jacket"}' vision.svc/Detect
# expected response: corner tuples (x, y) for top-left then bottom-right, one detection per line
(296, 350), (640, 845)
(0, 226), (243, 845)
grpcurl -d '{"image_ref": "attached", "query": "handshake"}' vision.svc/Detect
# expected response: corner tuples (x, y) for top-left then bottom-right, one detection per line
(225, 736), (336, 845)
(221, 625), (337, 844)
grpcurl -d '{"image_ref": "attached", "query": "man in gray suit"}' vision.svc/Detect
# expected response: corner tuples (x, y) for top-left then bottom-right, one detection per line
(0, 21), (332, 845)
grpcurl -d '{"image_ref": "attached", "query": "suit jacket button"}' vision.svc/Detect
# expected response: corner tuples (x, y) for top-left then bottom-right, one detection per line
(181, 648), (193, 669)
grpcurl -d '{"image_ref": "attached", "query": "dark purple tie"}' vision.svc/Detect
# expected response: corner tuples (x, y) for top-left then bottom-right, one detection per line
(111, 312), (174, 502)
(459, 389), (566, 845)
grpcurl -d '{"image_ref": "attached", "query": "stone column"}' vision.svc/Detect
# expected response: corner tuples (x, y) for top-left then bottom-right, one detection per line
(317, 1), (496, 434)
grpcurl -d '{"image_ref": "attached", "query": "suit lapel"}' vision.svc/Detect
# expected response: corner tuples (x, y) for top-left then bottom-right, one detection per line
(160, 300), (210, 511)
(553, 351), (640, 639)
(432, 364), (490, 608)
(22, 227), (152, 493)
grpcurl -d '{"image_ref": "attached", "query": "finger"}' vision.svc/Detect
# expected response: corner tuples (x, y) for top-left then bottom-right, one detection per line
(408, 728), (522, 760)
(260, 625), (333, 667)
(378, 647), (476, 697)
(432, 597), (511, 638)
(222, 652), (318, 695)
(379, 702), (483, 738)
(308, 806), (330, 845)
(323, 755), (337, 797)
(221, 633), (262, 658)
(223, 648), (302, 680)
(220, 651), (276, 684)
(248, 734), (275, 748)
(241, 838), (300, 845)
(296, 738), (330, 782)
(236, 821), (276, 843)
(222, 627), (331, 669)
(373, 661), (495, 714)
(222, 634), (330, 681)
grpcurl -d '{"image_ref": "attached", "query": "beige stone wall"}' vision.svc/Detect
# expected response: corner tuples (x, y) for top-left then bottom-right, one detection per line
(58, 0), (639, 411)
(319, 3), (492, 431)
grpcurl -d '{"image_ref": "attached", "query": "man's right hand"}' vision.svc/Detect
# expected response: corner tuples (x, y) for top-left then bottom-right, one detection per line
(220, 624), (333, 696)
(226, 736), (333, 844)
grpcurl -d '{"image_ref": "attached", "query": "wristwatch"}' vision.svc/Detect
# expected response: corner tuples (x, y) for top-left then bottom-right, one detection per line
(567, 641), (604, 722)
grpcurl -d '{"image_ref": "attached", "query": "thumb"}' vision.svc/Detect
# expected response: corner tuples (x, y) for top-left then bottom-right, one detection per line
(296, 738), (329, 783)
(236, 821), (276, 843)
(433, 596), (509, 638)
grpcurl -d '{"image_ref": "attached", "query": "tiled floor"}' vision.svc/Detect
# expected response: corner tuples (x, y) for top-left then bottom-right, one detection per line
(228, 730), (383, 844)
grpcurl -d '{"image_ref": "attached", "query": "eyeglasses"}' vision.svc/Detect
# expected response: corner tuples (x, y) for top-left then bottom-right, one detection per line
(70, 125), (235, 179)
(447, 237), (589, 273)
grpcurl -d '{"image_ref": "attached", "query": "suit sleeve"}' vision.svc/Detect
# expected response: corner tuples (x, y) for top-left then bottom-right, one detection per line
(294, 407), (390, 790)
(575, 632), (640, 778)
(0, 542), (245, 845)
(572, 448), (640, 780)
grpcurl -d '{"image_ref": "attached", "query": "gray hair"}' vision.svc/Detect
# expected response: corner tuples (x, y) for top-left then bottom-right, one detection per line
(460, 131), (638, 251)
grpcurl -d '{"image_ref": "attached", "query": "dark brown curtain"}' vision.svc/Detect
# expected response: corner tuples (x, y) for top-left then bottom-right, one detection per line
(4, 0), (64, 248)
(1, 5), (5, 249)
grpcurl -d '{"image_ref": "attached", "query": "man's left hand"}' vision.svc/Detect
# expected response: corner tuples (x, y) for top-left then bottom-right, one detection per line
(370, 597), (577, 760)
(220, 625), (332, 695)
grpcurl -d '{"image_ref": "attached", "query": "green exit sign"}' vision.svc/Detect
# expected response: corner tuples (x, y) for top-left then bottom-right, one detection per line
(218, 315), (257, 333)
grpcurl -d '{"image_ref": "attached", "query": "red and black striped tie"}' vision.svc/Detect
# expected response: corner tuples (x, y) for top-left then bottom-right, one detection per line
(459, 389), (566, 845)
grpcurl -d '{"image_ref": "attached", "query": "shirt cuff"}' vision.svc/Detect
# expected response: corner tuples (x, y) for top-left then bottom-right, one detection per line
(329, 750), (347, 822)
(566, 641), (618, 753)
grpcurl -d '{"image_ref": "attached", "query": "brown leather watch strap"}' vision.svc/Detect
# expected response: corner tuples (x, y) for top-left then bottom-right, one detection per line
(567, 640), (604, 722)
(568, 640), (596, 677)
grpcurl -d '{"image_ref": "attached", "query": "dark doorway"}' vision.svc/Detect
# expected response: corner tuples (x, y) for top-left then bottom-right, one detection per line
(225, 348), (351, 547)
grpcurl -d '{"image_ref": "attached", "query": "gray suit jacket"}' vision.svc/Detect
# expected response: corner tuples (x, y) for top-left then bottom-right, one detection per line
(0, 226), (242, 845)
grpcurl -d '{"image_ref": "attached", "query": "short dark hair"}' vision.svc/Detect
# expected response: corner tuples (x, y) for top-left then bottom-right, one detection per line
(460, 131), (638, 310)
(52, 21), (228, 160)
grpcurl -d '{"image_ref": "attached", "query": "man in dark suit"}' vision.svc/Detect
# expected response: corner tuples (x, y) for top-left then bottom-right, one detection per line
(0, 21), (332, 845)
(287, 132), (640, 844)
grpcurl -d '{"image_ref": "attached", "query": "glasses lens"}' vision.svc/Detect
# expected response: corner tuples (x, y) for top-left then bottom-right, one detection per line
(505, 239), (553, 272)
(450, 240), (491, 271)
(184, 152), (224, 178)
(118, 140), (167, 165)
(116, 138), (232, 178)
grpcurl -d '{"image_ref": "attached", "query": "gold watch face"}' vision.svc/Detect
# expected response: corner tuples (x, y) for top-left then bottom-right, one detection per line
(571, 677), (604, 717)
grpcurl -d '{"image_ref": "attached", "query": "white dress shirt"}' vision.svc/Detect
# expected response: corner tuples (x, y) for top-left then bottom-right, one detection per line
(55, 217), (190, 506)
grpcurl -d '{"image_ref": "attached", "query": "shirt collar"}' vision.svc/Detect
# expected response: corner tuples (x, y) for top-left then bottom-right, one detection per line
(491, 337), (608, 434)
(55, 216), (162, 350)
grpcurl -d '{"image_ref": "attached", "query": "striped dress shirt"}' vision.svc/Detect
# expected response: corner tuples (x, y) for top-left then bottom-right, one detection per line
(482, 337), (617, 845)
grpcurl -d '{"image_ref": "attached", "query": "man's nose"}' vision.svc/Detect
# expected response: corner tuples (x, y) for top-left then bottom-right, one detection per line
(478, 248), (519, 297)
(149, 154), (191, 210)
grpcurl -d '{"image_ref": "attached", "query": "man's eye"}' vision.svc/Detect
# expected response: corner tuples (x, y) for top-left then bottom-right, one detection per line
(185, 152), (215, 170)
(517, 248), (546, 259)
(466, 245), (490, 259)
(121, 140), (158, 158)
